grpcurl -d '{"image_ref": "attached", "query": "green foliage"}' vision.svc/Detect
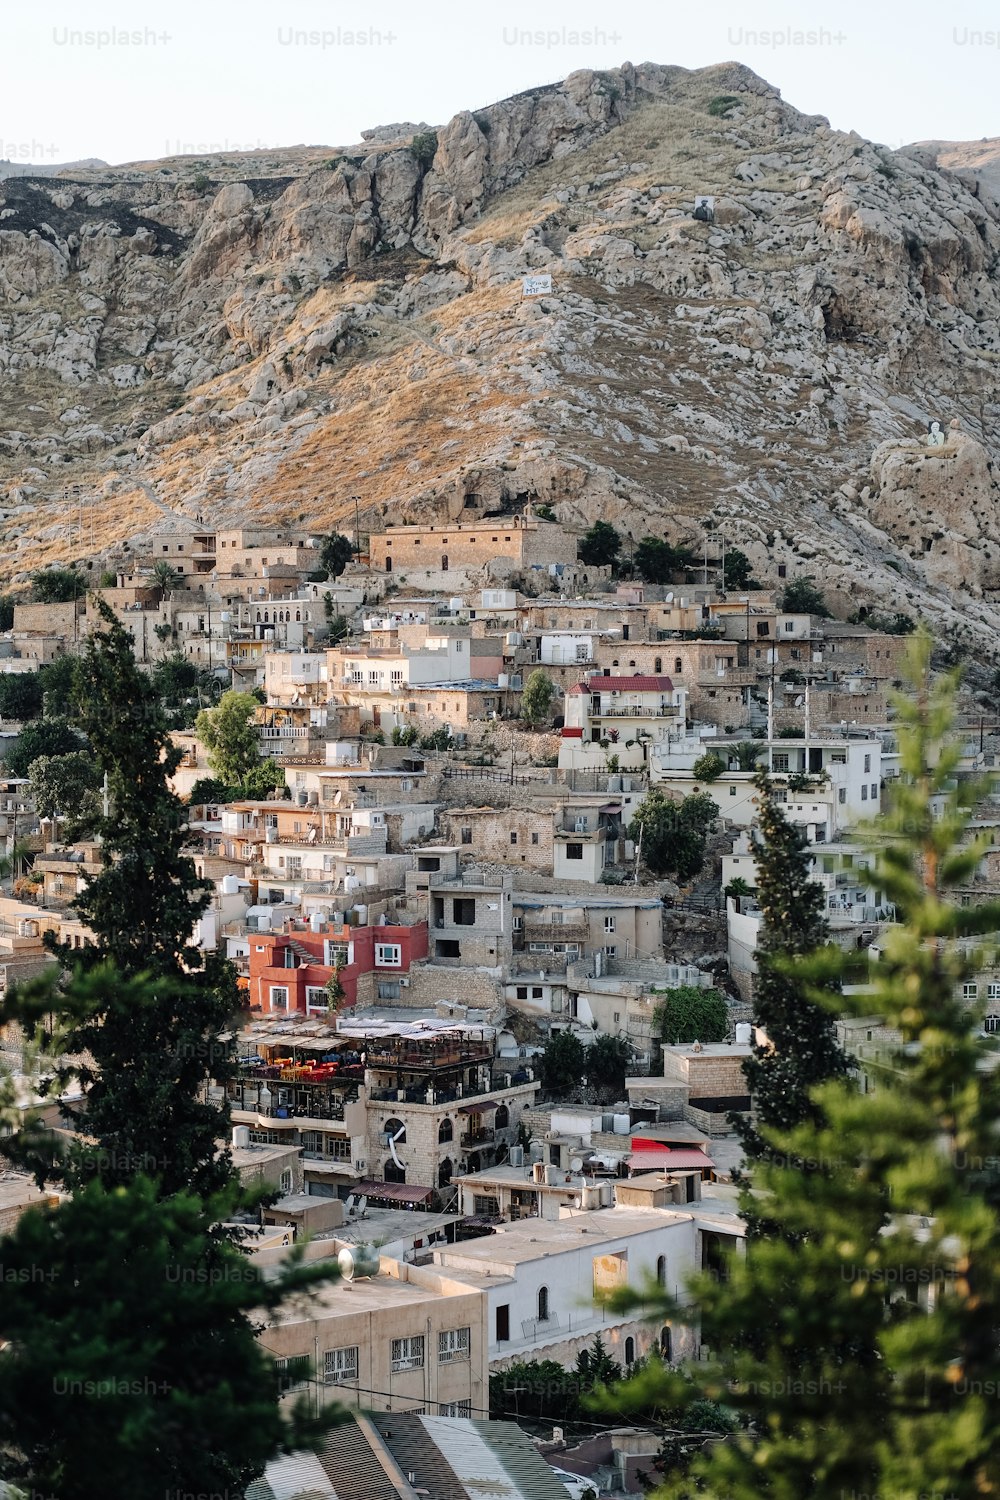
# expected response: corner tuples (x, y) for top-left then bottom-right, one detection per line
(188, 776), (231, 806)
(723, 876), (753, 902)
(327, 612), (349, 644)
(0, 672), (43, 722)
(27, 751), (102, 828)
(534, 503), (556, 521)
(731, 740), (762, 772)
(578, 520), (622, 569)
(410, 130), (439, 166)
(586, 1034), (633, 1100)
(4, 717), (82, 778)
(611, 634), (1000, 1498)
(780, 575), (831, 617)
(653, 985), (729, 1044)
(98, 569), (117, 588)
(38, 653), (82, 716)
(0, 1174), (339, 1500)
(420, 726), (452, 751)
(735, 775), (848, 1169)
(857, 609), (915, 635)
(239, 758), (287, 801)
(539, 1030), (587, 1096)
(723, 548), (757, 590)
(0, 594), (15, 631)
(634, 537), (696, 585)
(2, 602), (240, 1200)
(31, 567), (85, 604)
(521, 668), (555, 725)
(150, 651), (200, 717)
(150, 560), (182, 593)
(319, 531), (354, 581)
(196, 689), (264, 787)
(692, 750), (725, 782)
(190, 171), (210, 193)
(489, 1335), (624, 1425)
(391, 725), (419, 746)
(707, 93), (741, 117)
(629, 788), (717, 881)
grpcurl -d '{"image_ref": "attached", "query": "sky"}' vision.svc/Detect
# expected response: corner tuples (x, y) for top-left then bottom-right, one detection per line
(2, 0), (999, 167)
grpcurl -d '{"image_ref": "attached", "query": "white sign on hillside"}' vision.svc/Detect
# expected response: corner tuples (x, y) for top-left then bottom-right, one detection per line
(522, 274), (552, 297)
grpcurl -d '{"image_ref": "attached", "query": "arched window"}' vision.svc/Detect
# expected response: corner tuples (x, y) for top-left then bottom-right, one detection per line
(256, 610), (261, 623)
(438, 1117), (453, 1143)
(264, 611), (270, 624)
(438, 1156), (453, 1187)
(654, 657), (662, 674)
(384, 1158), (406, 1184)
(537, 1286), (549, 1322)
(660, 1326), (672, 1361)
(657, 1255), (667, 1288)
(624, 1336), (635, 1366)
(384, 1117), (406, 1144)
(296, 610), (301, 622)
(494, 1104), (509, 1130)
(674, 657), (682, 674)
(441, 554), (449, 571)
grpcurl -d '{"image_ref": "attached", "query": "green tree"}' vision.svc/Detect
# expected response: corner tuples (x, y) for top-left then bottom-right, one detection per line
(150, 650), (200, 714)
(31, 567), (85, 604)
(150, 560), (182, 593)
(732, 741), (762, 772)
(634, 538), (696, 585)
(0, 672), (43, 722)
(692, 750), (725, 782)
(327, 612), (349, 644)
(38, 654), (81, 717)
(319, 532), (354, 580)
(0, 594), (15, 631)
(736, 777), (848, 1168)
(521, 668), (555, 725)
(575, 1332), (623, 1391)
(410, 130), (438, 166)
(780, 575), (831, 617)
(188, 775), (231, 806)
(4, 717), (82, 778)
(610, 638), (1000, 1499)
(723, 549), (756, 590)
(539, 1030), (587, 1097)
(2, 602), (240, 1199)
(629, 789), (716, 881)
(489, 1357), (581, 1423)
(196, 689), (263, 788)
(0, 1173), (338, 1500)
(578, 521), (622, 569)
(653, 985), (729, 1044)
(27, 751), (102, 826)
(586, 1034), (633, 1100)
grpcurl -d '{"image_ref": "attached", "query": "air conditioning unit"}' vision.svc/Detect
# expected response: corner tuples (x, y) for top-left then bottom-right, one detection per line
(353, 1160), (366, 1173)
(400, 977), (410, 988)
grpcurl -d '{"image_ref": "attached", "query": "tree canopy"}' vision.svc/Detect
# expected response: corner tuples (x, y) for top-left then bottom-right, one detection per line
(634, 537), (696, 585)
(653, 985), (729, 1044)
(578, 520), (622, 569)
(3, 717), (83, 778)
(629, 789), (717, 881)
(780, 575), (831, 617)
(319, 531), (354, 580)
(539, 1030), (587, 1096)
(521, 668), (556, 725)
(196, 689), (265, 788)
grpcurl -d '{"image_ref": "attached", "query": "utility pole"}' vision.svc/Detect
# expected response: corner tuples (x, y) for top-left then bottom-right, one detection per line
(353, 496), (361, 560)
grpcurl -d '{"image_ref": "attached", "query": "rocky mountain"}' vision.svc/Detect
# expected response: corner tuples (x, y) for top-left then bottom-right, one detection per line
(2, 61), (1000, 653)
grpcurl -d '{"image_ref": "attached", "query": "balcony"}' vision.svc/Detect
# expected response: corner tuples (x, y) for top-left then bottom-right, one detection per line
(590, 704), (679, 719)
(461, 1126), (496, 1149)
(521, 920), (588, 944)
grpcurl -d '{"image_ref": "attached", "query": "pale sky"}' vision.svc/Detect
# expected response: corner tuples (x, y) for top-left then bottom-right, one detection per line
(2, 0), (998, 167)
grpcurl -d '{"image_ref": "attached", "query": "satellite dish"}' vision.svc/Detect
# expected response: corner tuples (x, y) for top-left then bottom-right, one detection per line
(570, 1156), (584, 1172)
(665, 593), (674, 603)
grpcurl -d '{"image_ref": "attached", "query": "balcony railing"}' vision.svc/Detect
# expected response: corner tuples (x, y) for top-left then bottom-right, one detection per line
(461, 1127), (496, 1148)
(590, 704), (679, 719)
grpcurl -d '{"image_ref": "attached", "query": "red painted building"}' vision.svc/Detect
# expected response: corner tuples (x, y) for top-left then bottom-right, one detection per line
(248, 920), (429, 1016)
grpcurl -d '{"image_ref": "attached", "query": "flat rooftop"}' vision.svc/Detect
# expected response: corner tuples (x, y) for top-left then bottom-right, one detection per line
(329, 1208), (463, 1246)
(264, 1267), (473, 1325)
(439, 1206), (697, 1269)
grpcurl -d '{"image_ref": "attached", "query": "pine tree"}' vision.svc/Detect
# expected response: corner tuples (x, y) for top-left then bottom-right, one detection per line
(1, 601), (239, 1198)
(736, 775), (849, 1168)
(605, 636), (1000, 1498)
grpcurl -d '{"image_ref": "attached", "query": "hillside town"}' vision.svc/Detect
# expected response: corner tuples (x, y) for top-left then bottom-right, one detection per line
(1, 506), (998, 1495)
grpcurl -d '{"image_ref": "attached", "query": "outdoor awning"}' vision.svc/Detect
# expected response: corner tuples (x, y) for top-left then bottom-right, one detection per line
(357, 1180), (433, 1204)
(457, 1100), (498, 1114)
(626, 1149), (715, 1173)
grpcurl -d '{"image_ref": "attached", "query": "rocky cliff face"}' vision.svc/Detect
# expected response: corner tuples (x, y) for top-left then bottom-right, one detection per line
(2, 61), (1000, 648)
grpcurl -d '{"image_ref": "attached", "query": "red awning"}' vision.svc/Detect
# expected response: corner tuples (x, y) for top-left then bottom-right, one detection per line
(357, 1180), (433, 1204)
(457, 1100), (498, 1114)
(626, 1149), (715, 1173)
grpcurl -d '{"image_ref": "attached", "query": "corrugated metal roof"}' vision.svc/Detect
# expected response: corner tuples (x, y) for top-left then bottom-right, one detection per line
(422, 1417), (573, 1500)
(316, 1418), (407, 1500)
(568, 675), (674, 693)
(246, 1449), (339, 1500)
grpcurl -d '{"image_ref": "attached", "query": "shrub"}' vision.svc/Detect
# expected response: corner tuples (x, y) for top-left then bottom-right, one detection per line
(692, 751), (725, 782)
(410, 131), (438, 167)
(653, 986), (729, 1044)
(707, 94), (741, 118)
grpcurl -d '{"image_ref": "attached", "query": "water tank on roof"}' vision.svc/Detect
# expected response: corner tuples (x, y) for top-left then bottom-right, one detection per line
(338, 1244), (379, 1280)
(601, 1113), (615, 1133)
(297, 791), (308, 806)
(613, 1114), (630, 1135)
(543, 1164), (558, 1186)
(221, 875), (240, 895)
(735, 1022), (752, 1046)
(449, 597), (463, 613)
(232, 1125), (250, 1150)
(310, 912), (324, 934)
(498, 673), (509, 690)
(353, 904), (368, 926)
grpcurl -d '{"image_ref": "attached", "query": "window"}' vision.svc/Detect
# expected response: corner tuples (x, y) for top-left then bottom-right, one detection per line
(531, 832), (539, 845)
(730, 785), (737, 796)
(461, 827), (472, 845)
(604, 916), (616, 933)
(864, 754), (871, 773)
(510, 831), (518, 846)
(375, 943), (402, 967)
(439, 1400), (472, 1418)
(861, 786), (868, 801)
(279, 1169), (292, 1194)
(325, 1138), (351, 1160)
(439, 1117), (453, 1143)
(453, 898), (476, 925)
(986, 1016), (1000, 1035)
(566, 843), (584, 861)
(389, 1344), (425, 1374)
(772, 754), (789, 773)
(537, 1286), (549, 1322)
(438, 1327), (470, 1364)
(516, 986), (528, 1000)
(624, 1337), (636, 1366)
(324, 1346), (359, 1384)
(305, 985), (329, 1011)
(988, 984), (1000, 1002)
(378, 980), (401, 1000)
(838, 788), (847, 804)
(269, 986), (289, 1010)
(274, 1356), (310, 1394)
(383, 1118), (406, 1144)
(963, 983), (979, 1000)
(657, 1255), (667, 1287)
(871, 783), (878, 801)
(604, 945), (617, 959)
(531, 987), (543, 1000)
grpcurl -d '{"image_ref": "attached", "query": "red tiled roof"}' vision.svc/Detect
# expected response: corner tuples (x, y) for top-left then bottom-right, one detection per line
(569, 675), (674, 693)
